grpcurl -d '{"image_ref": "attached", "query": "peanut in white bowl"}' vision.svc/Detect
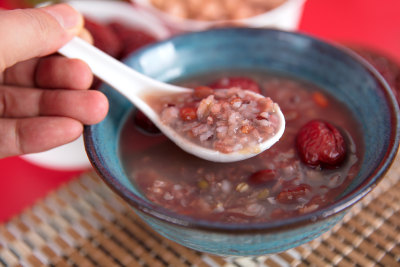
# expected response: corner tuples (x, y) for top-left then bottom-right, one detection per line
(132, 0), (307, 33)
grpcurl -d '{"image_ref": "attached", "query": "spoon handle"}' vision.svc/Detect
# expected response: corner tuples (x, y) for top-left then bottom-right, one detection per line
(58, 37), (188, 109)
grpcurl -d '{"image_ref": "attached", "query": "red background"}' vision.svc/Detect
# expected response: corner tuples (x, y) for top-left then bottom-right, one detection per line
(0, 0), (399, 222)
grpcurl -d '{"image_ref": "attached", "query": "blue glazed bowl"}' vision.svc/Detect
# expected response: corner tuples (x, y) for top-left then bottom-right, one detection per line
(84, 28), (399, 256)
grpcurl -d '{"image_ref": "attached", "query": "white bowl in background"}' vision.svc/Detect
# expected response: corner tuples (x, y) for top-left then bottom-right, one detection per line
(68, 0), (171, 39)
(22, 136), (91, 170)
(132, 0), (307, 33)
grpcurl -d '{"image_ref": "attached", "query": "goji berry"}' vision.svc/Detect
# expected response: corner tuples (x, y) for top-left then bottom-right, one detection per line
(180, 107), (197, 121)
(312, 92), (329, 107)
(240, 125), (254, 134)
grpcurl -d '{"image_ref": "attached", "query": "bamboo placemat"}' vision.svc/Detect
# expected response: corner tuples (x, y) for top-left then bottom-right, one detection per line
(1, 153), (400, 267)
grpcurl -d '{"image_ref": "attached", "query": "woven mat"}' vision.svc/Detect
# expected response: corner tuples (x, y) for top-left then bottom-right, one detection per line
(1, 154), (400, 267)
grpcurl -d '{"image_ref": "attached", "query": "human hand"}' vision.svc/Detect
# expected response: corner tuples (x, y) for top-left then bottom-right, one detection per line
(0, 4), (108, 159)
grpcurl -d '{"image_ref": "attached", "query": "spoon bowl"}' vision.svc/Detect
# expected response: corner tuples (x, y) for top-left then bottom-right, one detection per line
(58, 37), (285, 162)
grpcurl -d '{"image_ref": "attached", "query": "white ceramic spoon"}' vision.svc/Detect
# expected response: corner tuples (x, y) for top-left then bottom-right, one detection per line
(58, 37), (285, 162)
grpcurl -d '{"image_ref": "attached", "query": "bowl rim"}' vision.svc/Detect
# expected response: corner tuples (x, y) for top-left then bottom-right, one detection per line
(84, 28), (400, 234)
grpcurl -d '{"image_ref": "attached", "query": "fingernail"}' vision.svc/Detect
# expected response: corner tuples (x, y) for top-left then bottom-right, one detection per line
(42, 4), (82, 30)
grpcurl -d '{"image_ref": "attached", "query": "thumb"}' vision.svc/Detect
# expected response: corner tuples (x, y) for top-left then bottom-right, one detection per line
(0, 4), (83, 72)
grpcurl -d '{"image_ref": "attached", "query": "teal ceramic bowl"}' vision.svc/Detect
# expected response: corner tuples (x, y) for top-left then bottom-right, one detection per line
(84, 28), (399, 256)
